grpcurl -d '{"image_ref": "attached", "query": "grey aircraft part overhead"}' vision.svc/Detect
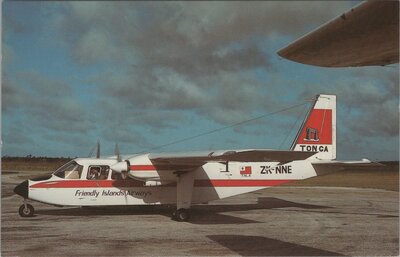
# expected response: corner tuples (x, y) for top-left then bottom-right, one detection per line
(277, 1), (399, 67)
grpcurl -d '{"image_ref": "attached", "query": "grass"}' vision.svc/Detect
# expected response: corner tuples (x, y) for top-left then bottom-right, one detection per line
(1, 157), (70, 172)
(286, 170), (399, 192)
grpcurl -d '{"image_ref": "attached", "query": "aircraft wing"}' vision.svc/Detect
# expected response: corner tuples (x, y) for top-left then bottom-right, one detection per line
(277, 1), (399, 67)
(149, 150), (316, 171)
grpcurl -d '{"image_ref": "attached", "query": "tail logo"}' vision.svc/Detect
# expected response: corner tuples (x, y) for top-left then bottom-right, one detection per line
(304, 127), (319, 142)
(297, 109), (332, 145)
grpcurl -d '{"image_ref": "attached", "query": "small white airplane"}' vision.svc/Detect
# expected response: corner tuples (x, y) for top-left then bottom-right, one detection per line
(14, 94), (372, 221)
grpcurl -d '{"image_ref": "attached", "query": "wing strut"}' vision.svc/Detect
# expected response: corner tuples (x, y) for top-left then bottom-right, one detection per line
(172, 172), (195, 222)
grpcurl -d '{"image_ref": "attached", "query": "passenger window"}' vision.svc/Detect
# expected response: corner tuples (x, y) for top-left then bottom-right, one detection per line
(87, 166), (110, 180)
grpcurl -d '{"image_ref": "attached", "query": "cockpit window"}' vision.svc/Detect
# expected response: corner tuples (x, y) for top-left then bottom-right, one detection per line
(53, 161), (83, 179)
(87, 166), (110, 180)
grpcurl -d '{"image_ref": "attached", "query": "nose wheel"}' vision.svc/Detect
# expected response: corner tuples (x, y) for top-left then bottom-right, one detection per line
(19, 203), (34, 217)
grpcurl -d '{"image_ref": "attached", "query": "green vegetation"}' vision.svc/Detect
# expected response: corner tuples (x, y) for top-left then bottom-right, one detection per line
(287, 169), (399, 192)
(1, 157), (71, 172)
(286, 162), (399, 192)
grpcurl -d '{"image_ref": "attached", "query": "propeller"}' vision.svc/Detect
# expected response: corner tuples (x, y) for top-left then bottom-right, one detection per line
(111, 143), (129, 179)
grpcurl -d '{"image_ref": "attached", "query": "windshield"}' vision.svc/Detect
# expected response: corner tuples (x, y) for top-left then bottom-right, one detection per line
(53, 160), (83, 179)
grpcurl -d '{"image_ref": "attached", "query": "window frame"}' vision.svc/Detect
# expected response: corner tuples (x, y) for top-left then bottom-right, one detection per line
(53, 161), (83, 179)
(87, 165), (110, 180)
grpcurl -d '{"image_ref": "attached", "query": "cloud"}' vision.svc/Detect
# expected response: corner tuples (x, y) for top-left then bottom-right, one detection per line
(94, 67), (278, 129)
(4, 71), (92, 133)
(3, 1), (397, 159)
(100, 126), (149, 148)
(43, 1), (354, 135)
(22, 71), (72, 97)
(298, 67), (399, 138)
(55, 4), (349, 70)
(2, 120), (35, 145)
(2, 78), (27, 113)
(339, 69), (398, 138)
(55, 2), (352, 68)
(3, 7), (30, 35)
(346, 98), (398, 137)
(2, 70), (99, 156)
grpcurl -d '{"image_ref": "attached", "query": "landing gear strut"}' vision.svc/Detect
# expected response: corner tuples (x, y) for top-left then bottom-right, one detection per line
(19, 201), (34, 217)
(172, 208), (190, 222)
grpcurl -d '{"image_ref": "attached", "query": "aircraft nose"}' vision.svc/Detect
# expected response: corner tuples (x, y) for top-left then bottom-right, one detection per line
(14, 180), (28, 199)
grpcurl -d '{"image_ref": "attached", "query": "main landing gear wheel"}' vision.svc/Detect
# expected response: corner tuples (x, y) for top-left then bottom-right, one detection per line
(172, 208), (190, 222)
(19, 203), (34, 217)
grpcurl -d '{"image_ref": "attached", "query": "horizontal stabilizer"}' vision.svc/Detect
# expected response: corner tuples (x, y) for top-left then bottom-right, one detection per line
(312, 159), (384, 176)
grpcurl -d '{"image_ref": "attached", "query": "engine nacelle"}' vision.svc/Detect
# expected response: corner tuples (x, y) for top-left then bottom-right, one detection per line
(125, 154), (159, 180)
(110, 160), (129, 173)
(111, 154), (176, 181)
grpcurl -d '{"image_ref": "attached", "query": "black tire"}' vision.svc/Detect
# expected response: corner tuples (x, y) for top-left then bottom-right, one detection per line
(176, 208), (190, 222)
(171, 210), (178, 221)
(19, 204), (34, 217)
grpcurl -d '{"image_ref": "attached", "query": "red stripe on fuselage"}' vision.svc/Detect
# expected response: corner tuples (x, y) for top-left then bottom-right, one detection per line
(30, 180), (144, 188)
(30, 179), (294, 188)
(129, 165), (156, 171)
(194, 179), (292, 187)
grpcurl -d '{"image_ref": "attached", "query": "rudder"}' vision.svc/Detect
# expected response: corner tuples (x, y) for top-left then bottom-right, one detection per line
(290, 94), (336, 160)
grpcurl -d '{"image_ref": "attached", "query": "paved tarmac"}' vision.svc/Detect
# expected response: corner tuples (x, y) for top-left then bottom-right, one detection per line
(2, 171), (399, 256)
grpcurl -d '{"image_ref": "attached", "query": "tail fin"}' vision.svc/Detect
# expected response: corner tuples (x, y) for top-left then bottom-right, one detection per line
(290, 94), (336, 160)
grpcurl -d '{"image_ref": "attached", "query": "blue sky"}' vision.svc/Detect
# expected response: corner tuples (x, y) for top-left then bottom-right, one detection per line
(2, 1), (399, 160)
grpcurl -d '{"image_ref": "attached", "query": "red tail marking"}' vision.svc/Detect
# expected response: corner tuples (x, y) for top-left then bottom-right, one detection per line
(297, 109), (332, 144)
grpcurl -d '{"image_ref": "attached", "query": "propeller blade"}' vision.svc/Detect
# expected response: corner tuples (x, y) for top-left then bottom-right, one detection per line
(115, 143), (121, 162)
(96, 140), (100, 159)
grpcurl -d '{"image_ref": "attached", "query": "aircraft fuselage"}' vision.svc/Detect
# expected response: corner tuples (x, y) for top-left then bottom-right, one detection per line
(17, 157), (316, 207)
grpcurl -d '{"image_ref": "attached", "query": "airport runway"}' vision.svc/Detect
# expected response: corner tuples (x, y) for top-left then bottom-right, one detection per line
(2, 171), (399, 256)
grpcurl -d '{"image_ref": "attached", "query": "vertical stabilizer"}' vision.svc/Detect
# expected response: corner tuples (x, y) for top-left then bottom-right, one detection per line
(290, 94), (336, 160)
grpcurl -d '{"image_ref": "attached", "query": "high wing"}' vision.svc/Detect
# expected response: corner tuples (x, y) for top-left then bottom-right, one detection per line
(149, 149), (317, 171)
(277, 1), (399, 67)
